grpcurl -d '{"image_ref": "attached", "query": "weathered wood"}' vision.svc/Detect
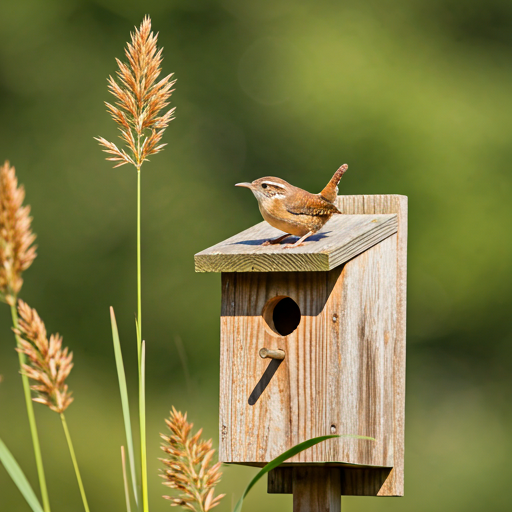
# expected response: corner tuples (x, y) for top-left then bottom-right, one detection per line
(218, 195), (407, 497)
(340, 467), (392, 495)
(195, 213), (397, 272)
(268, 467), (294, 494)
(220, 236), (397, 465)
(268, 466), (392, 496)
(292, 467), (341, 512)
(337, 194), (407, 496)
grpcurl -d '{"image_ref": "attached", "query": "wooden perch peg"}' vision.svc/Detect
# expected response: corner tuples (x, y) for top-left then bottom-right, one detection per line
(259, 348), (285, 360)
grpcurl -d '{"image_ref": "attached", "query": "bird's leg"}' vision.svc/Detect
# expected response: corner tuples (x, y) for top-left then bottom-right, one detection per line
(262, 233), (292, 246)
(284, 231), (314, 249)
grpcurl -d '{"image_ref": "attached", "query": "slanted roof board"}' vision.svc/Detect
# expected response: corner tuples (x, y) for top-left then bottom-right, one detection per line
(195, 213), (398, 273)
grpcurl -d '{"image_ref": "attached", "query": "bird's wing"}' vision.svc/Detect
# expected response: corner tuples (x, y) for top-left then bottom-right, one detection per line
(285, 194), (341, 217)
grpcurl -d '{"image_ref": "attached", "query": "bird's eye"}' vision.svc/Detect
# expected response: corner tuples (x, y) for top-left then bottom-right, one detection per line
(262, 183), (267, 189)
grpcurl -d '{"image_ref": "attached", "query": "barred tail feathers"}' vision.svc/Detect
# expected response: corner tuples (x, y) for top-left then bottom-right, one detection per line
(320, 164), (348, 203)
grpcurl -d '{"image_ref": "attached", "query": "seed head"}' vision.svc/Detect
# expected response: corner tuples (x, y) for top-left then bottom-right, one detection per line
(96, 15), (176, 169)
(14, 300), (73, 413)
(160, 407), (225, 511)
(0, 161), (37, 305)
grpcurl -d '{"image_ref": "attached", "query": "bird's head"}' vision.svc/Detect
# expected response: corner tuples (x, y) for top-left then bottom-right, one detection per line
(235, 177), (292, 205)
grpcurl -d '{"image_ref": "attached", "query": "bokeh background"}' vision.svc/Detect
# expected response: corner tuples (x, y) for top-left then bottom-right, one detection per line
(1, 0), (511, 511)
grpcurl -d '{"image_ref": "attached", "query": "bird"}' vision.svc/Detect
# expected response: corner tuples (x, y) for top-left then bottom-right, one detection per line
(235, 164), (348, 248)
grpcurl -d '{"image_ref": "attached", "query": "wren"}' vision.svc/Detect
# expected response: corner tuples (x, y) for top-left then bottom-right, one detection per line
(236, 164), (348, 248)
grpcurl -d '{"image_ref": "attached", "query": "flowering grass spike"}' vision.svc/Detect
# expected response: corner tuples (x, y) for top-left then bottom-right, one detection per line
(15, 300), (73, 413)
(160, 408), (225, 511)
(96, 15), (176, 169)
(0, 161), (37, 306)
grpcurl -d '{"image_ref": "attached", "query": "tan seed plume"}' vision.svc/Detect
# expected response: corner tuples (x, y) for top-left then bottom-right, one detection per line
(0, 161), (37, 306)
(96, 15), (176, 169)
(14, 300), (74, 413)
(160, 407), (225, 511)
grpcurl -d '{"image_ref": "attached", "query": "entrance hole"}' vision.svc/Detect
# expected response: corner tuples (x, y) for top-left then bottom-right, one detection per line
(263, 296), (301, 336)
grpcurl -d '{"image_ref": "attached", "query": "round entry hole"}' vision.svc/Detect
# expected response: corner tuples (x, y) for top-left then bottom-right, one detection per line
(263, 296), (301, 336)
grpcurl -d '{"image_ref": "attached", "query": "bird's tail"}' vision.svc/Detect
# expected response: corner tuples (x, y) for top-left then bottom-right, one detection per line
(320, 164), (348, 203)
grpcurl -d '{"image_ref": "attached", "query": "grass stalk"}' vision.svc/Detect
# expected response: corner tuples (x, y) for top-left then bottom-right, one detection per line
(136, 166), (148, 512)
(139, 340), (148, 512)
(60, 413), (90, 512)
(10, 304), (51, 512)
(137, 168), (142, 363)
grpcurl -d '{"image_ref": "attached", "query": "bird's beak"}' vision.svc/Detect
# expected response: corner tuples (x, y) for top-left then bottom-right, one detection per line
(235, 182), (252, 189)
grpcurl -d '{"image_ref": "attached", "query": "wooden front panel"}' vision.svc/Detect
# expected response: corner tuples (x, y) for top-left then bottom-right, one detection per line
(220, 270), (332, 463)
(219, 235), (398, 468)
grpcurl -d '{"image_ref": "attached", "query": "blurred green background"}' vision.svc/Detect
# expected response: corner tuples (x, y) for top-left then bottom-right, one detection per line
(0, 0), (511, 511)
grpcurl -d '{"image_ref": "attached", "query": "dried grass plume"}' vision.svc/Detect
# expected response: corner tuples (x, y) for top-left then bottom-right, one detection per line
(0, 161), (37, 305)
(160, 407), (225, 511)
(96, 15), (176, 169)
(14, 300), (73, 413)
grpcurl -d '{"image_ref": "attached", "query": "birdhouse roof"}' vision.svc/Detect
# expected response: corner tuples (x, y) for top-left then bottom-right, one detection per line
(195, 213), (397, 272)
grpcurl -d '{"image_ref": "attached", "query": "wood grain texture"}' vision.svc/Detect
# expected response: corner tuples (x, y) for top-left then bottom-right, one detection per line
(220, 237), (397, 467)
(292, 467), (341, 512)
(268, 466), (392, 496)
(337, 194), (407, 496)
(340, 467), (392, 495)
(268, 467), (294, 494)
(218, 195), (407, 497)
(195, 214), (397, 273)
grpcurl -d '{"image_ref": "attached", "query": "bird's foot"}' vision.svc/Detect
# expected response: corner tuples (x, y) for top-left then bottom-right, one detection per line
(282, 231), (313, 249)
(261, 233), (292, 246)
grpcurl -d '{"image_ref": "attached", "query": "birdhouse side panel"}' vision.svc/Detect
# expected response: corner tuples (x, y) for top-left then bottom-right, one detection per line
(320, 233), (398, 468)
(337, 194), (407, 496)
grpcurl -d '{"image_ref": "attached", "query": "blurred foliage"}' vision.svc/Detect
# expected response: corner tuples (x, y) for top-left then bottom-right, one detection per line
(0, 1), (511, 511)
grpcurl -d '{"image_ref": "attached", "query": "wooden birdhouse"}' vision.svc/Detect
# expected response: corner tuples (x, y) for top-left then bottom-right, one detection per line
(195, 195), (407, 510)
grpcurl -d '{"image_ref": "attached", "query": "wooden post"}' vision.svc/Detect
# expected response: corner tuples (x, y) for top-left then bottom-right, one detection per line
(292, 468), (341, 512)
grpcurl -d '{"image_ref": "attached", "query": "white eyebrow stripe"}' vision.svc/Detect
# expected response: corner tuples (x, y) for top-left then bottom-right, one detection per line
(262, 181), (286, 189)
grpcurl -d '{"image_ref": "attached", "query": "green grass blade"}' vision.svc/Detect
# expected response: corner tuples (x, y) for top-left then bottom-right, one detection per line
(121, 446), (132, 512)
(233, 434), (375, 512)
(0, 437), (44, 512)
(110, 307), (139, 507)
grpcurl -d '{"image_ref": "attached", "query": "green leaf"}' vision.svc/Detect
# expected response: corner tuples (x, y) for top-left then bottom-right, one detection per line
(233, 434), (375, 512)
(0, 437), (44, 512)
(110, 307), (139, 507)
(121, 446), (132, 512)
